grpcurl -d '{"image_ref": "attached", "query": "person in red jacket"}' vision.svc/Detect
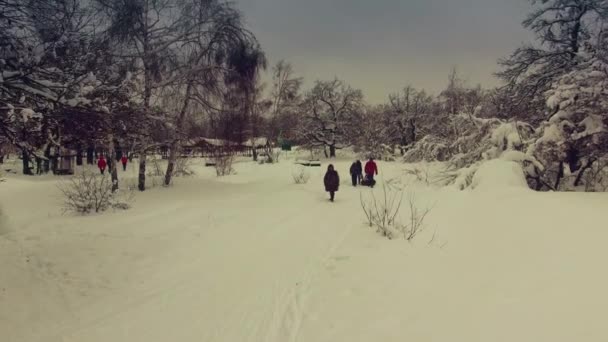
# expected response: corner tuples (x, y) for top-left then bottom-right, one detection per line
(97, 155), (107, 175)
(120, 154), (128, 171)
(364, 157), (378, 187)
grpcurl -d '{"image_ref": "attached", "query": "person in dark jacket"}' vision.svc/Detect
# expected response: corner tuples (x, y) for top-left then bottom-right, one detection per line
(324, 164), (340, 202)
(355, 160), (363, 184)
(349, 160), (363, 186)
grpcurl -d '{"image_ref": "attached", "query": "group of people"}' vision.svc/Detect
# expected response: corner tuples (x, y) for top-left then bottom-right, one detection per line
(97, 154), (130, 175)
(323, 158), (379, 202)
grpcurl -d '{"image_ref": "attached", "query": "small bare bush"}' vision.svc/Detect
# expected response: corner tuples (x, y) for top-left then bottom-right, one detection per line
(214, 154), (235, 177)
(360, 181), (404, 239)
(360, 182), (432, 240)
(148, 157), (164, 177)
(404, 165), (437, 185)
(59, 171), (134, 214)
(398, 194), (432, 241)
(292, 166), (310, 184)
(174, 157), (195, 177)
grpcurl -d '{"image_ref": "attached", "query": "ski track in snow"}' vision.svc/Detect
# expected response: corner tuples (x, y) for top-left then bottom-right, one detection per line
(28, 176), (360, 342)
(5, 159), (608, 342)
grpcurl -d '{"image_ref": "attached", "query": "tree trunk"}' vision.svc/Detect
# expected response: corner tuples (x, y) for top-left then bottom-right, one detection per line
(87, 146), (94, 165)
(43, 146), (51, 173)
(76, 145), (83, 166)
(574, 159), (596, 187)
(35, 157), (40, 175)
(138, 151), (147, 192)
(554, 162), (564, 190)
(329, 145), (336, 158)
(108, 134), (119, 192)
(22, 149), (32, 175)
(164, 82), (192, 186)
(252, 147), (258, 162)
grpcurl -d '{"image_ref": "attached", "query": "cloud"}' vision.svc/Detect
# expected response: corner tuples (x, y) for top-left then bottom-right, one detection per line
(238, 0), (532, 103)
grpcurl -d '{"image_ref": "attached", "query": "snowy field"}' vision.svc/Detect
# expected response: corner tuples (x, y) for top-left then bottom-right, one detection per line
(2, 155), (608, 342)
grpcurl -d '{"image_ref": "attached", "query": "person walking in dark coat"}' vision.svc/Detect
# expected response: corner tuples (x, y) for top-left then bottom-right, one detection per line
(349, 160), (363, 186)
(324, 164), (340, 202)
(349, 161), (358, 186)
(355, 160), (363, 184)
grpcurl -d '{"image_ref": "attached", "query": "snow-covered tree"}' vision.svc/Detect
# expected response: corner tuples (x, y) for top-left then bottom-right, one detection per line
(498, 0), (607, 122)
(298, 78), (364, 158)
(529, 52), (608, 189)
(0, 0), (105, 174)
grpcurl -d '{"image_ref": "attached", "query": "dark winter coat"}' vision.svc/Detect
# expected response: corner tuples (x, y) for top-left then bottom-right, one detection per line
(324, 165), (340, 192)
(97, 157), (107, 170)
(350, 161), (363, 175)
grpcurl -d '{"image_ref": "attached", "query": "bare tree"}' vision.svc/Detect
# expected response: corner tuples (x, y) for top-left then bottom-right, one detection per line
(298, 78), (364, 158)
(385, 86), (433, 151)
(268, 60), (303, 142)
(162, 1), (261, 186)
(440, 67), (466, 115)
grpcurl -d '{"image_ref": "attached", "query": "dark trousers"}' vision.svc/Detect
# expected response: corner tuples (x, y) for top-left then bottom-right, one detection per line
(100, 168), (105, 175)
(365, 174), (375, 187)
(351, 174), (358, 186)
(329, 191), (335, 202)
(122, 163), (127, 171)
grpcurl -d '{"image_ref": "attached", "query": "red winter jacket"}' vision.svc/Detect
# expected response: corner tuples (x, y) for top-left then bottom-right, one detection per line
(121, 155), (128, 164)
(97, 158), (107, 169)
(364, 160), (378, 175)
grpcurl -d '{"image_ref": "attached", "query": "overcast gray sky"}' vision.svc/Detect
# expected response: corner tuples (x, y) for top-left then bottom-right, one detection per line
(236, 0), (533, 103)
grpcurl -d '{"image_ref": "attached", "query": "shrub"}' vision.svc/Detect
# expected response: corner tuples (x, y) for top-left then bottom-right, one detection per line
(58, 171), (134, 214)
(214, 154), (235, 177)
(360, 181), (432, 240)
(292, 166), (310, 184)
(174, 157), (195, 177)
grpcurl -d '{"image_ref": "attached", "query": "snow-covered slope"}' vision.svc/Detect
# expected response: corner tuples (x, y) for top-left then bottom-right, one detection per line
(1, 159), (607, 342)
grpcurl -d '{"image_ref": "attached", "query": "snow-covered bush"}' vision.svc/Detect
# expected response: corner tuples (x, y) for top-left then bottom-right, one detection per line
(583, 159), (608, 192)
(470, 159), (529, 191)
(360, 182), (431, 240)
(58, 171), (134, 214)
(292, 166), (310, 184)
(403, 135), (450, 163)
(214, 155), (235, 177)
(405, 114), (536, 168)
(403, 164), (439, 186)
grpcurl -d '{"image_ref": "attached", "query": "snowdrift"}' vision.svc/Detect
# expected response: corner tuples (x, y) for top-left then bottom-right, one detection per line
(471, 159), (529, 192)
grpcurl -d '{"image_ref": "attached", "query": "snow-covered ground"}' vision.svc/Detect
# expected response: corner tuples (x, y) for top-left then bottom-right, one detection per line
(1, 155), (608, 342)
